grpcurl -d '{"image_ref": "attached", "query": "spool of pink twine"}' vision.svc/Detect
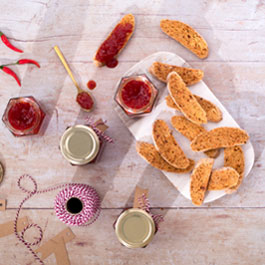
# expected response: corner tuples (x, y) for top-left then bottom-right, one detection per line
(54, 184), (101, 226)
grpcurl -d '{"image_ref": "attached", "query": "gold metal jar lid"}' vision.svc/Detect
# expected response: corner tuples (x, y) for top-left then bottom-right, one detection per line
(115, 208), (155, 248)
(60, 125), (100, 165)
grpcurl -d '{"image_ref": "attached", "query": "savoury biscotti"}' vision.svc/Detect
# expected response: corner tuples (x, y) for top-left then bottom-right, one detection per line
(171, 116), (220, 158)
(191, 127), (249, 152)
(167, 72), (207, 125)
(149, 61), (204, 85)
(208, 167), (240, 190)
(160, 19), (208, 59)
(165, 95), (222, 123)
(94, 14), (135, 67)
(190, 158), (214, 206)
(136, 142), (194, 173)
(224, 146), (245, 192)
(152, 119), (190, 169)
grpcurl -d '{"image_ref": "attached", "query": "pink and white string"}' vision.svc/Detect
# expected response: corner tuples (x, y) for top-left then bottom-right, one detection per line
(138, 193), (164, 230)
(14, 174), (101, 265)
(86, 117), (113, 143)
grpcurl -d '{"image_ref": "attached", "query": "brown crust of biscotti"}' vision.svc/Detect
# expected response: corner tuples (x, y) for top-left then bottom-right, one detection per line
(224, 146), (245, 192)
(166, 95), (222, 123)
(160, 19), (208, 59)
(136, 142), (194, 173)
(149, 61), (204, 85)
(167, 72), (207, 125)
(190, 158), (214, 206)
(152, 120), (190, 169)
(191, 127), (249, 152)
(171, 116), (220, 158)
(193, 95), (223, 122)
(208, 167), (240, 190)
(94, 14), (135, 67)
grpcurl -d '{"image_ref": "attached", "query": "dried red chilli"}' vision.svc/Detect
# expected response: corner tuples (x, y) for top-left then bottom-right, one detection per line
(0, 66), (21, 86)
(17, 59), (40, 68)
(0, 31), (23, 53)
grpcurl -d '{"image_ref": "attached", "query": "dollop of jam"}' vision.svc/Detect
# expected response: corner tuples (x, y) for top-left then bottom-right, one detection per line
(76, 92), (94, 110)
(121, 80), (152, 109)
(8, 101), (37, 131)
(95, 23), (133, 68)
(87, 80), (97, 90)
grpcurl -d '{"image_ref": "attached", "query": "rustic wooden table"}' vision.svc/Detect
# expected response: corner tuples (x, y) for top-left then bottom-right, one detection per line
(0, 0), (264, 264)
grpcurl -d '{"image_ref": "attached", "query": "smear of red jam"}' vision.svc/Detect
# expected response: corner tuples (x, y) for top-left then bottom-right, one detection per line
(121, 80), (152, 109)
(95, 23), (133, 68)
(8, 101), (37, 131)
(76, 92), (94, 110)
(87, 80), (97, 90)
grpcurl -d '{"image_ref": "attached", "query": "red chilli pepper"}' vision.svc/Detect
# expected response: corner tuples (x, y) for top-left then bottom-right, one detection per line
(0, 66), (21, 86)
(0, 31), (23, 53)
(17, 59), (40, 68)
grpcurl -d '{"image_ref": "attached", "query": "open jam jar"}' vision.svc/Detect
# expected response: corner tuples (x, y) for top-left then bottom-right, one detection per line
(115, 75), (158, 117)
(2, 96), (46, 136)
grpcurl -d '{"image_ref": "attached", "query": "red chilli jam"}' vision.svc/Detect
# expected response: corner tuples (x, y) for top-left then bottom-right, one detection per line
(76, 92), (94, 111)
(2, 96), (45, 136)
(115, 75), (158, 117)
(95, 23), (133, 68)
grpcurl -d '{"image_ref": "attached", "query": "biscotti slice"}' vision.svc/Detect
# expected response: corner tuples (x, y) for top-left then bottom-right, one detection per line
(166, 95), (222, 123)
(190, 158), (214, 206)
(191, 127), (249, 152)
(167, 72), (207, 125)
(160, 19), (208, 59)
(94, 14), (135, 67)
(224, 146), (245, 192)
(136, 142), (194, 173)
(152, 119), (190, 169)
(171, 116), (220, 158)
(208, 167), (240, 190)
(149, 61), (204, 85)
(193, 95), (222, 122)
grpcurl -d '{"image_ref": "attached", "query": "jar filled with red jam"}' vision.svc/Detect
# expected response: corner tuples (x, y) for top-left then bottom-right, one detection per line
(115, 75), (158, 117)
(2, 96), (46, 137)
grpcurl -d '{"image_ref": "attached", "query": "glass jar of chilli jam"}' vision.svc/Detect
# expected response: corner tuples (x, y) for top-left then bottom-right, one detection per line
(60, 124), (103, 166)
(2, 96), (46, 137)
(114, 208), (156, 248)
(114, 74), (158, 117)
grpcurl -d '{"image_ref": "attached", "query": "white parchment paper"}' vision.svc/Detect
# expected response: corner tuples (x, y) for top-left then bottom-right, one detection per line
(114, 52), (254, 204)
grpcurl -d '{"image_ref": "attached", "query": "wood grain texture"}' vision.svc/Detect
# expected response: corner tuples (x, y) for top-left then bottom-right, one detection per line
(0, 0), (264, 264)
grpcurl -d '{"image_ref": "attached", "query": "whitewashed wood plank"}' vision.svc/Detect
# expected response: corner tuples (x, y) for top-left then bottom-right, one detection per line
(1, 209), (265, 265)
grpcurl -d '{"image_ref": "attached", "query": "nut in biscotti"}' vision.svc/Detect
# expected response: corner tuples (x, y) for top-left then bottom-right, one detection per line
(167, 72), (207, 125)
(152, 119), (190, 169)
(191, 127), (249, 152)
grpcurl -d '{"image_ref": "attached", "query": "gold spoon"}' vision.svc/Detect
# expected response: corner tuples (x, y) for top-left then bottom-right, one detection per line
(54, 45), (94, 112)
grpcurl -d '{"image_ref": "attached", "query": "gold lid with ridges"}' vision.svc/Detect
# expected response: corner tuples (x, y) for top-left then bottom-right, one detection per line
(60, 125), (100, 165)
(115, 208), (155, 248)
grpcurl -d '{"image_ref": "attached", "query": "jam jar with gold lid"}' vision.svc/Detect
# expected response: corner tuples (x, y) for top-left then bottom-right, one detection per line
(114, 74), (158, 117)
(60, 120), (109, 166)
(114, 208), (156, 248)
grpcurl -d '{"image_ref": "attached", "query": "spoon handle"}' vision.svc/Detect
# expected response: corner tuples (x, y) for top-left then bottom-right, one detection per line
(54, 45), (81, 92)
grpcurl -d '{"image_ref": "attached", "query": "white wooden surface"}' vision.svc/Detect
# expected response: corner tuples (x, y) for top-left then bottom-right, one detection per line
(0, 0), (264, 264)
